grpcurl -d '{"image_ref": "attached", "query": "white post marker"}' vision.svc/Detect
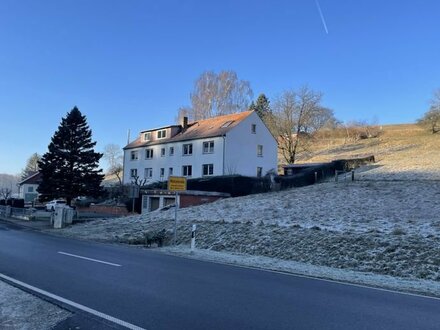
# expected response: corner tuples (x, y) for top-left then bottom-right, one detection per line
(174, 192), (178, 245)
(191, 224), (197, 252)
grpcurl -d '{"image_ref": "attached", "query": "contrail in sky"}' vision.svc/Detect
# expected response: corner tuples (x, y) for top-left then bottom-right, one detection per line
(315, 0), (329, 34)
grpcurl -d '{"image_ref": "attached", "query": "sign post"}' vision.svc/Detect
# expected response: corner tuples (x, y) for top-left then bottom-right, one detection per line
(168, 176), (187, 245)
(129, 184), (140, 214)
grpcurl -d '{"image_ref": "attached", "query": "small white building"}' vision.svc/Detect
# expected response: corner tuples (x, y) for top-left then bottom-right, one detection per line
(18, 172), (41, 203)
(122, 111), (277, 184)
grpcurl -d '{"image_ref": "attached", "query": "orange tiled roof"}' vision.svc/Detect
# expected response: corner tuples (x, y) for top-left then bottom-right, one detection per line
(124, 111), (253, 149)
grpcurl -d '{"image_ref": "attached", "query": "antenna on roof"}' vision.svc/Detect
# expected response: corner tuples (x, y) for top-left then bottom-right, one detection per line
(127, 129), (131, 144)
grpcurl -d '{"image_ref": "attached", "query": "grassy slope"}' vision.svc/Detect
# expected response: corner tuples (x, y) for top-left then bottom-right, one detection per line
(287, 124), (440, 179)
(52, 123), (440, 289)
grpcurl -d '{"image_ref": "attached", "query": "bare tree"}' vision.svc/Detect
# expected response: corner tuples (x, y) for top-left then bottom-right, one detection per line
(418, 89), (440, 134)
(418, 109), (440, 134)
(0, 174), (19, 197)
(183, 70), (253, 120)
(0, 188), (12, 200)
(109, 164), (123, 187)
(343, 119), (382, 142)
(103, 144), (124, 197)
(272, 87), (337, 164)
(103, 144), (123, 171)
(131, 175), (147, 187)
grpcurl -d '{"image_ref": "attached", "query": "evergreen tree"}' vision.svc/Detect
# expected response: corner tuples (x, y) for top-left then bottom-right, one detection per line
(38, 107), (104, 205)
(253, 93), (271, 120)
(249, 101), (256, 111)
(21, 153), (41, 180)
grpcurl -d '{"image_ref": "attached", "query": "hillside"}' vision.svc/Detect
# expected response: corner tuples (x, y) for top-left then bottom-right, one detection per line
(49, 123), (440, 296)
(292, 123), (440, 180)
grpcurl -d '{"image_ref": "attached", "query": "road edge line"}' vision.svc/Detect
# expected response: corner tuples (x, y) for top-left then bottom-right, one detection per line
(0, 273), (146, 330)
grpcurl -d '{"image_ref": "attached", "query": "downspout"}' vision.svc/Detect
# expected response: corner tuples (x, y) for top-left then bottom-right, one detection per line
(222, 135), (226, 175)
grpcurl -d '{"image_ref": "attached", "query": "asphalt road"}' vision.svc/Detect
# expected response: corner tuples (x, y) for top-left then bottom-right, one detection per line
(0, 220), (439, 330)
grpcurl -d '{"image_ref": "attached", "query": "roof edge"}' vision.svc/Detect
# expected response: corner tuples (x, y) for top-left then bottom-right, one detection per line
(18, 172), (41, 185)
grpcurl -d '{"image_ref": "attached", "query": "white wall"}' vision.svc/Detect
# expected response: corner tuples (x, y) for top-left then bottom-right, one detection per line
(18, 183), (39, 202)
(123, 136), (225, 184)
(224, 111), (278, 177)
(123, 111), (278, 183)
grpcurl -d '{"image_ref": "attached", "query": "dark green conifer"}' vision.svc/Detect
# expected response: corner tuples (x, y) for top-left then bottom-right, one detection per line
(253, 93), (271, 120)
(38, 107), (104, 205)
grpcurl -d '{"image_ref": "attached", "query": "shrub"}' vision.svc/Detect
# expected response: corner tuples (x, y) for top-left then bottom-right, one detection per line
(391, 227), (406, 235)
(144, 229), (172, 247)
(12, 199), (25, 208)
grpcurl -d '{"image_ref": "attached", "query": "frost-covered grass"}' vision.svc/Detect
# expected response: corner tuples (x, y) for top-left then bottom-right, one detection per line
(47, 124), (440, 291)
(50, 178), (440, 284)
(0, 281), (70, 329)
(160, 247), (440, 298)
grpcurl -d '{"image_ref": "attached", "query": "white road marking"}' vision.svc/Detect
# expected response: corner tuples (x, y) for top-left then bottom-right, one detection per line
(58, 251), (121, 267)
(0, 273), (146, 330)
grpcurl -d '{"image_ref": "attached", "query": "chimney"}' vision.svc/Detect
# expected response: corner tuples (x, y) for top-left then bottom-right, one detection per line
(181, 116), (188, 130)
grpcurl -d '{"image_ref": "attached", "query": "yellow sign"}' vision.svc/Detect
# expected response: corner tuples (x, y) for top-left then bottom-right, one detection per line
(168, 176), (187, 191)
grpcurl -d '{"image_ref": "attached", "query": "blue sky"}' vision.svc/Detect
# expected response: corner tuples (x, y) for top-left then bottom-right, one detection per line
(1, 0), (439, 174)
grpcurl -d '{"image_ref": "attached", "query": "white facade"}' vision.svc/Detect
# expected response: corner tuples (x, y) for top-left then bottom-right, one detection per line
(123, 137), (225, 184)
(123, 111), (277, 184)
(18, 183), (39, 202)
(224, 112), (278, 177)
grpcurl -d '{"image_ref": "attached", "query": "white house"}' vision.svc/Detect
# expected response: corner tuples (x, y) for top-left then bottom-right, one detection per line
(18, 172), (41, 203)
(122, 111), (278, 184)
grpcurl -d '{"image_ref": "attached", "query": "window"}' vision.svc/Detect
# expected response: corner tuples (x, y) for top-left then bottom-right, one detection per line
(144, 168), (153, 178)
(182, 165), (192, 177)
(130, 169), (138, 178)
(145, 149), (154, 159)
(143, 132), (151, 141)
(169, 146), (174, 156)
(251, 124), (256, 134)
(160, 168), (165, 177)
(28, 186), (34, 193)
(169, 167), (173, 176)
(257, 167), (263, 178)
(257, 145), (263, 157)
(203, 164), (214, 176)
(203, 141), (214, 154)
(131, 150), (139, 160)
(157, 129), (167, 139)
(183, 143), (193, 155)
(161, 148), (166, 157)
(221, 120), (234, 128)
